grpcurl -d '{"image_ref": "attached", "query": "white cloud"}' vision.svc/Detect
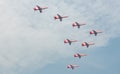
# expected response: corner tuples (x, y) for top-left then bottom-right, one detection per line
(0, 0), (120, 73)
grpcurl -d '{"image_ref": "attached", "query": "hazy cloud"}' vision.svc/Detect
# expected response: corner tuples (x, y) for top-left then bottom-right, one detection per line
(0, 0), (120, 73)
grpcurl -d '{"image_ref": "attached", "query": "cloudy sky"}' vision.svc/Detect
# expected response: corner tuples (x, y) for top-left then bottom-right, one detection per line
(0, 0), (120, 74)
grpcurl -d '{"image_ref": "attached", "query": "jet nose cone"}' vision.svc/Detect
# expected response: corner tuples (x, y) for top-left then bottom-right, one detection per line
(90, 31), (94, 34)
(64, 40), (68, 43)
(33, 7), (37, 11)
(74, 54), (77, 57)
(82, 43), (86, 46)
(72, 23), (76, 27)
(54, 16), (57, 19)
(67, 65), (70, 68)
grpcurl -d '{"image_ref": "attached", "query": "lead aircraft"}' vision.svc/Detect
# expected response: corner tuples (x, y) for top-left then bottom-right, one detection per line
(33, 5), (48, 13)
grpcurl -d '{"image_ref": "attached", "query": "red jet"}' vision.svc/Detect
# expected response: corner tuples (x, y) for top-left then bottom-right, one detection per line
(90, 30), (102, 36)
(54, 14), (68, 21)
(33, 5), (48, 13)
(67, 64), (79, 70)
(82, 42), (95, 48)
(74, 53), (87, 59)
(64, 39), (78, 45)
(72, 22), (86, 28)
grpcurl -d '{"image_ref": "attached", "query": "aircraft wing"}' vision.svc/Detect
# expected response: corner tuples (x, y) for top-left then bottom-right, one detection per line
(71, 66), (74, 69)
(60, 18), (62, 21)
(39, 9), (42, 13)
(78, 25), (80, 28)
(57, 14), (62, 21)
(75, 22), (80, 28)
(78, 55), (81, 59)
(67, 39), (71, 45)
(85, 42), (89, 48)
(93, 30), (97, 36)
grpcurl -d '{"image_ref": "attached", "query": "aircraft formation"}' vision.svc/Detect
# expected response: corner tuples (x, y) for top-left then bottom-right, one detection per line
(33, 5), (103, 70)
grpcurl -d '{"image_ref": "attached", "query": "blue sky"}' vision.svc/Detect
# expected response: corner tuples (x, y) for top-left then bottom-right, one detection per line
(0, 0), (120, 74)
(35, 38), (120, 74)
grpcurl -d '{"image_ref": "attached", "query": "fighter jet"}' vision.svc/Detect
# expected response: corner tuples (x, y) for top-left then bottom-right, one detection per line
(67, 64), (79, 70)
(82, 42), (95, 48)
(72, 22), (86, 28)
(33, 5), (48, 13)
(90, 30), (102, 36)
(74, 53), (87, 59)
(64, 39), (78, 45)
(54, 14), (68, 21)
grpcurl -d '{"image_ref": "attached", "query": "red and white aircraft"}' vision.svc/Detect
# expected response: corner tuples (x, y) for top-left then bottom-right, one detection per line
(74, 53), (87, 59)
(67, 64), (79, 70)
(64, 39), (78, 45)
(72, 22), (86, 28)
(33, 5), (48, 13)
(82, 42), (95, 48)
(90, 30), (102, 36)
(54, 14), (68, 21)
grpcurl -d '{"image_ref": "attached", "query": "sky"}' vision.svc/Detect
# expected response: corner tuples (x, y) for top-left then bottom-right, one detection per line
(0, 0), (120, 74)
